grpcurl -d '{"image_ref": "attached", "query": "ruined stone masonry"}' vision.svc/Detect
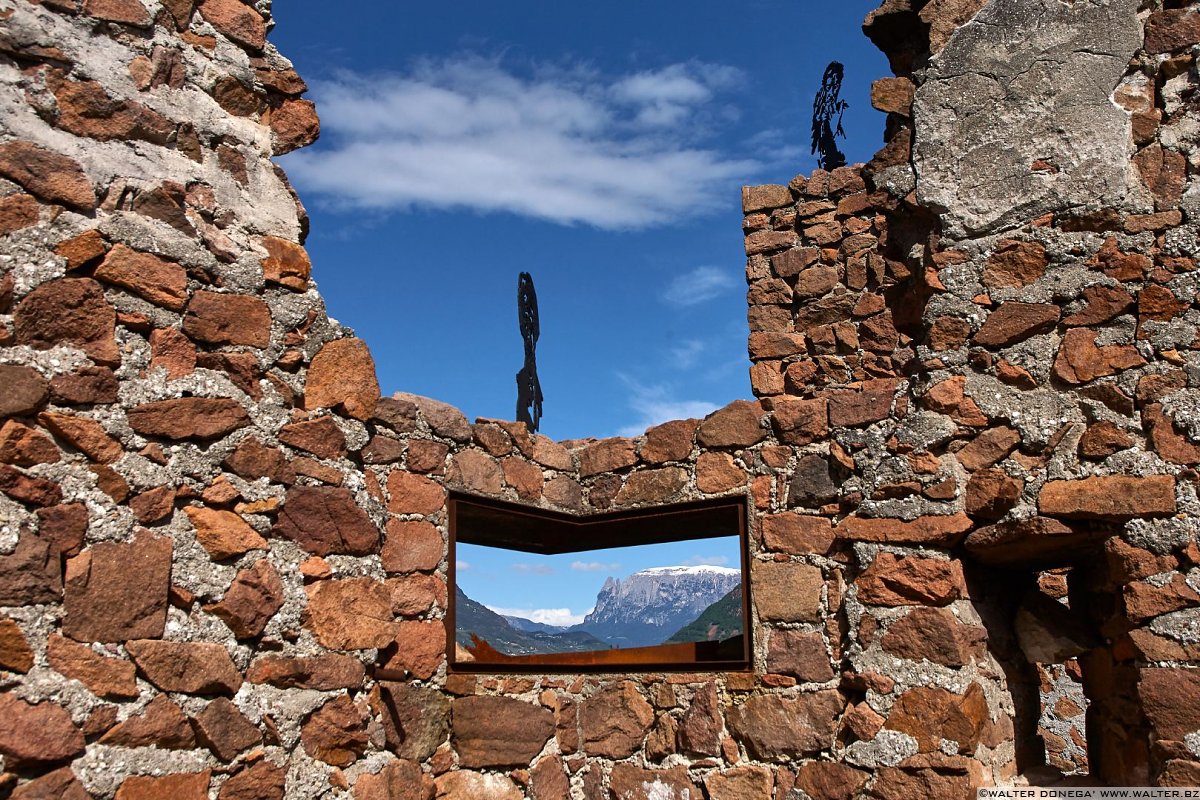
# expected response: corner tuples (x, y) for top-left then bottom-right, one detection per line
(0, 0), (1198, 796)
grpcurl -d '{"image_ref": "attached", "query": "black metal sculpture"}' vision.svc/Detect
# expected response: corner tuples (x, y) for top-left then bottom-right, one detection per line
(811, 61), (848, 171)
(515, 272), (543, 433)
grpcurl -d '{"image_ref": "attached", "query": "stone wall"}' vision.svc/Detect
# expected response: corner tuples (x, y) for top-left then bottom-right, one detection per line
(0, 0), (1198, 797)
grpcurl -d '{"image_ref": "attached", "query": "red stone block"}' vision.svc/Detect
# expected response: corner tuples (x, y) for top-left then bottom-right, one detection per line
(64, 530), (171, 642)
(0, 141), (95, 210)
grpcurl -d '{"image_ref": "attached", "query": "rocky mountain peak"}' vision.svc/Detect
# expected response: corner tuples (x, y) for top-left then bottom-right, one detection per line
(578, 564), (742, 648)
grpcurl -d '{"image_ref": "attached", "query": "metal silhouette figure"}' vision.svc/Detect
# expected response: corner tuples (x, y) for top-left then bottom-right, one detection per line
(811, 61), (848, 171)
(515, 272), (543, 433)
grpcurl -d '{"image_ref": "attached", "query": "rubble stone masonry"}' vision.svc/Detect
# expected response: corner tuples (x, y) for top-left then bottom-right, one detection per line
(0, 0), (1198, 796)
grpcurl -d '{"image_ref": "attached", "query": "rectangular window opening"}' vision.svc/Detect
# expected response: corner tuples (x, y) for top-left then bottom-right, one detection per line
(448, 492), (751, 673)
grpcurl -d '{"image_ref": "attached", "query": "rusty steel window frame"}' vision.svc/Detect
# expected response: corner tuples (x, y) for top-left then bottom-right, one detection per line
(446, 491), (753, 674)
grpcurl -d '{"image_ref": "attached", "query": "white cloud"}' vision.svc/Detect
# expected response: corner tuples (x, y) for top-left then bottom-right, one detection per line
(681, 555), (731, 567)
(282, 56), (758, 230)
(610, 63), (740, 128)
(455, 560), (471, 571)
(487, 606), (588, 627)
(571, 561), (622, 573)
(511, 563), (555, 575)
(662, 266), (738, 306)
(615, 375), (719, 437)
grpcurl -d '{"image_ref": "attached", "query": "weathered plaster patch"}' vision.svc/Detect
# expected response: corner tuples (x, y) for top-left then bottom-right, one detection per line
(913, 0), (1143, 239)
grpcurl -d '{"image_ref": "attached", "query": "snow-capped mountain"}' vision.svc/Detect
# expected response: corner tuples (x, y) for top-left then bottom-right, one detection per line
(574, 565), (741, 648)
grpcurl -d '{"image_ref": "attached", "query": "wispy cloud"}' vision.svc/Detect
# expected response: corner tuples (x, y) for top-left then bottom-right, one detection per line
(456, 560), (471, 571)
(511, 563), (555, 576)
(669, 339), (706, 369)
(487, 606), (588, 627)
(662, 266), (738, 307)
(611, 63), (740, 128)
(571, 561), (622, 573)
(681, 555), (731, 567)
(744, 127), (807, 164)
(616, 375), (719, 437)
(283, 56), (758, 230)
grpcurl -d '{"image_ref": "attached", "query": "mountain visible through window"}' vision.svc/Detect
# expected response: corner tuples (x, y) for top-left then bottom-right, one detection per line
(448, 494), (750, 672)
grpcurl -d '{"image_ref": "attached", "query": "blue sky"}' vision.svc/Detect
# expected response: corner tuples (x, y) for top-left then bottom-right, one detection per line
(271, 1), (889, 441)
(456, 537), (742, 626)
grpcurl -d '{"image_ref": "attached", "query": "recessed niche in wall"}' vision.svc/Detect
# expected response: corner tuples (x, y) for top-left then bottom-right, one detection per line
(448, 493), (751, 673)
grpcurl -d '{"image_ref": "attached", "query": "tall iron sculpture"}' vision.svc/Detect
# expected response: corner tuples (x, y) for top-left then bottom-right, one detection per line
(515, 272), (543, 433)
(811, 61), (849, 171)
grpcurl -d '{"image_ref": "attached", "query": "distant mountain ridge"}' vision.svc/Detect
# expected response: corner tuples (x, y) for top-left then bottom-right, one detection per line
(458, 564), (743, 656)
(454, 587), (608, 656)
(573, 565), (741, 648)
(665, 585), (743, 644)
(502, 615), (570, 634)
